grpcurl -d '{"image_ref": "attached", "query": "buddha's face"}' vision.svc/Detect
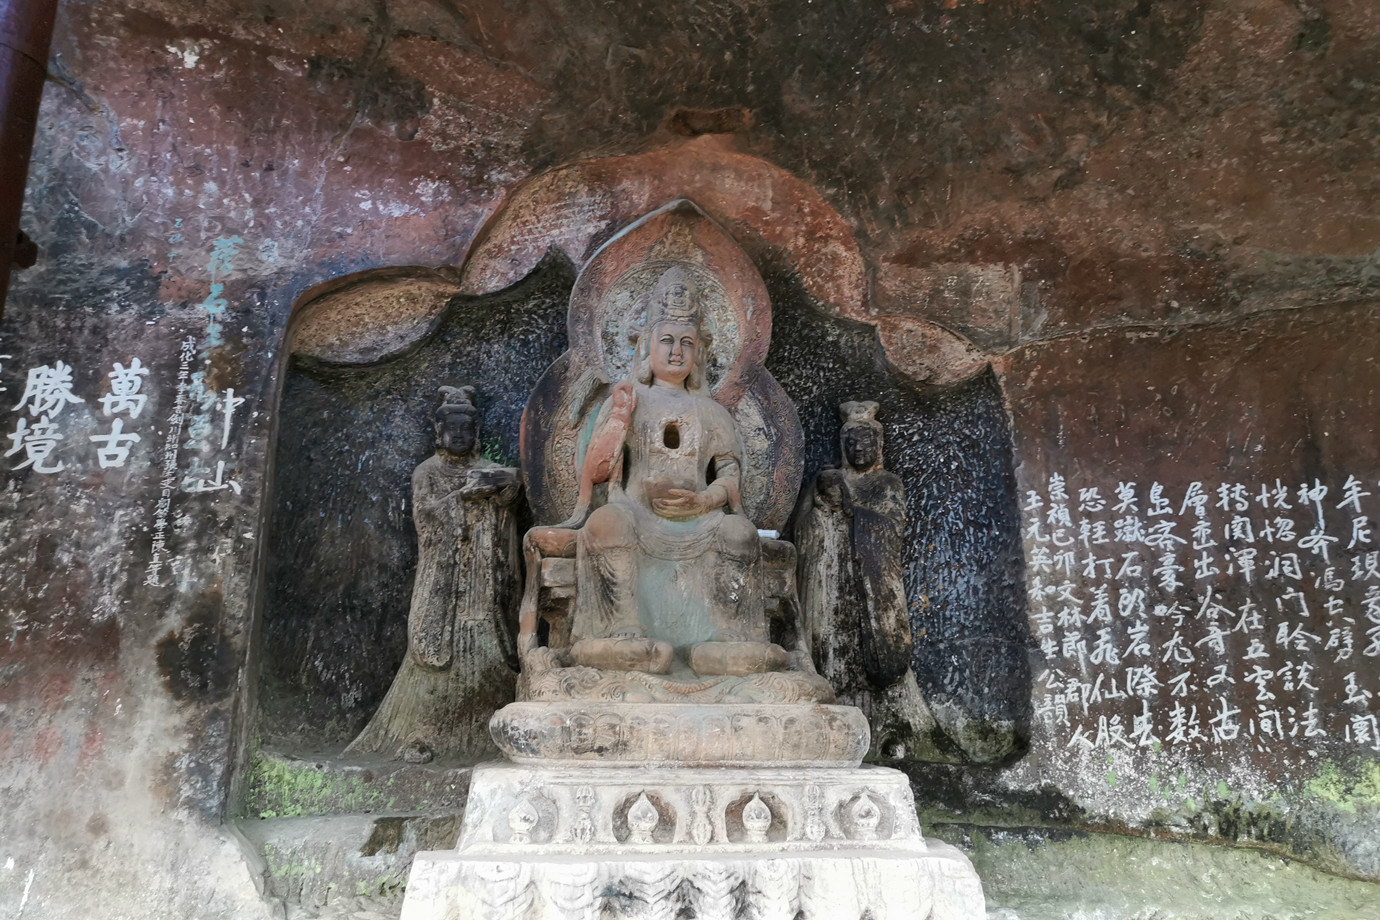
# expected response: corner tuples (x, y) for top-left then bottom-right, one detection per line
(648, 322), (699, 386)
(437, 411), (477, 456)
(842, 424), (881, 470)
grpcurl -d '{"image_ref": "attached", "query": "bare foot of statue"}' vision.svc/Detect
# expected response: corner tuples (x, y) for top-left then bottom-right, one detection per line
(402, 740), (435, 764)
(571, 637), (674, 674)
(688, 640), (789, 676)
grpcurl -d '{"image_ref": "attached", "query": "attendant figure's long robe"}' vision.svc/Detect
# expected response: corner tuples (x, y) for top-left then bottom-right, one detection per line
(347, 454), (520, 761)
(796, 465), (940, 761)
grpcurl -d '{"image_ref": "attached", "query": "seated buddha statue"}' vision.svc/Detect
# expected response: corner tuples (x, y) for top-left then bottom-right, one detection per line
(527, 267), (788, 678)
(492, 200), (855, 764)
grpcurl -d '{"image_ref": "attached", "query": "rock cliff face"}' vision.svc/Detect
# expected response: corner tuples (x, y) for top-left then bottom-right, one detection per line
(1, 0), (1377, 917)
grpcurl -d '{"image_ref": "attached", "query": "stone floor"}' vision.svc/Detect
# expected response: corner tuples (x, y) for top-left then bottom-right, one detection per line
(248, 822), (1380, 919)
(937, 825), (1380, 920)
(235, 751), (1380, 919)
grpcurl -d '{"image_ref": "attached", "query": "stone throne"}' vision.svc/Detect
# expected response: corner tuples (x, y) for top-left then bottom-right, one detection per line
(400, 201), (985, 920)
(498, 198), (850, 740)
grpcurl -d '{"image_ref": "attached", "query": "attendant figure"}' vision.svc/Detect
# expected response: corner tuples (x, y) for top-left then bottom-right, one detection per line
(795, 401), (939, 760)
(347, 386), (522, 762)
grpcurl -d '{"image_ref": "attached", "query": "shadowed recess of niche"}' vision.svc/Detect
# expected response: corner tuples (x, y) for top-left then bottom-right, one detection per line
(258, 253), (576, 750)
(762, 266), (1031, 740)
(256, 252), (1029, 756)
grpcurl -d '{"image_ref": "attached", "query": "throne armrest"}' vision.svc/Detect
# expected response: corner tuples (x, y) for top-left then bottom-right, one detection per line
(518, 527), (579, 658)
(519, 532), (805, 661)
(760, 538), (797, 613)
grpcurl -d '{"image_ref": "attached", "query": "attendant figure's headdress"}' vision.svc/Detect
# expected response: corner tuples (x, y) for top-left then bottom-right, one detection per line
(839, 400), (881, 429)
(435, 386), (479, 438)
(437, 385), (477, 418)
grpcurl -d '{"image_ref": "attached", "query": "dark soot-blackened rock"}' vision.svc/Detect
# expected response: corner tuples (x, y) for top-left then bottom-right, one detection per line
(764, 269), (1029, 760)
(261, 256), (574, 749)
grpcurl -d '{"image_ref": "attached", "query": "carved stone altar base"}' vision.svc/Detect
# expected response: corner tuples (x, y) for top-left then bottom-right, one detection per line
(401, 762), (985, 920)
(490, 702), (870, 766)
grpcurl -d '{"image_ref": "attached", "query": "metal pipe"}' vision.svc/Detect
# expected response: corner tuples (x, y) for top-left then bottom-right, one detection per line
(0, 0), (60, 322)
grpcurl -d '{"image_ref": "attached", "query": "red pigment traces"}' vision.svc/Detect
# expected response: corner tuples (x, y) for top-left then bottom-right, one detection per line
(78, 725), (104, 768)
(39, 672), (74, 713)
(33, 726), (63, 765)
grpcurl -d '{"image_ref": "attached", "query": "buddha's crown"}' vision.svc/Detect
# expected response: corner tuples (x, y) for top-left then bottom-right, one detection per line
(647, 265), (700, 329)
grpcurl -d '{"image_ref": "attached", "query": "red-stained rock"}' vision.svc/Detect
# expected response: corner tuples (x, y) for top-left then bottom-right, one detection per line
(291, 268), (460, 366)
(457, 136), (869, 320)
(873, 316), (990, 387)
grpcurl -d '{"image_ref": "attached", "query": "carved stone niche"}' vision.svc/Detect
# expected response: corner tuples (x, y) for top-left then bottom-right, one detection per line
(401, 200), (987, 920)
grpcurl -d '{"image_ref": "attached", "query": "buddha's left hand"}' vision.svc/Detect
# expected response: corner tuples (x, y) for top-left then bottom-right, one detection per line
(651, 487), (715, 520)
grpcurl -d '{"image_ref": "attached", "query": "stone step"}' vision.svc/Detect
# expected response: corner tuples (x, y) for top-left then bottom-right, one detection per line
(242, 748), (473, 819)
(237, 811), (464, 919)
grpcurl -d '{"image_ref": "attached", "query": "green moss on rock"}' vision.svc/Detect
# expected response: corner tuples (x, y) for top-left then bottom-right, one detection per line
(244, 752), (391, 819)
(1305, 760), (1380, 814)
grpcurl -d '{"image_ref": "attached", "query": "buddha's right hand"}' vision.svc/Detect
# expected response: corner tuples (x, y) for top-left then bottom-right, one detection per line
(585, 381), (635, 486)
(651, 487), (711, 520)
(610, 378), (637, 420)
